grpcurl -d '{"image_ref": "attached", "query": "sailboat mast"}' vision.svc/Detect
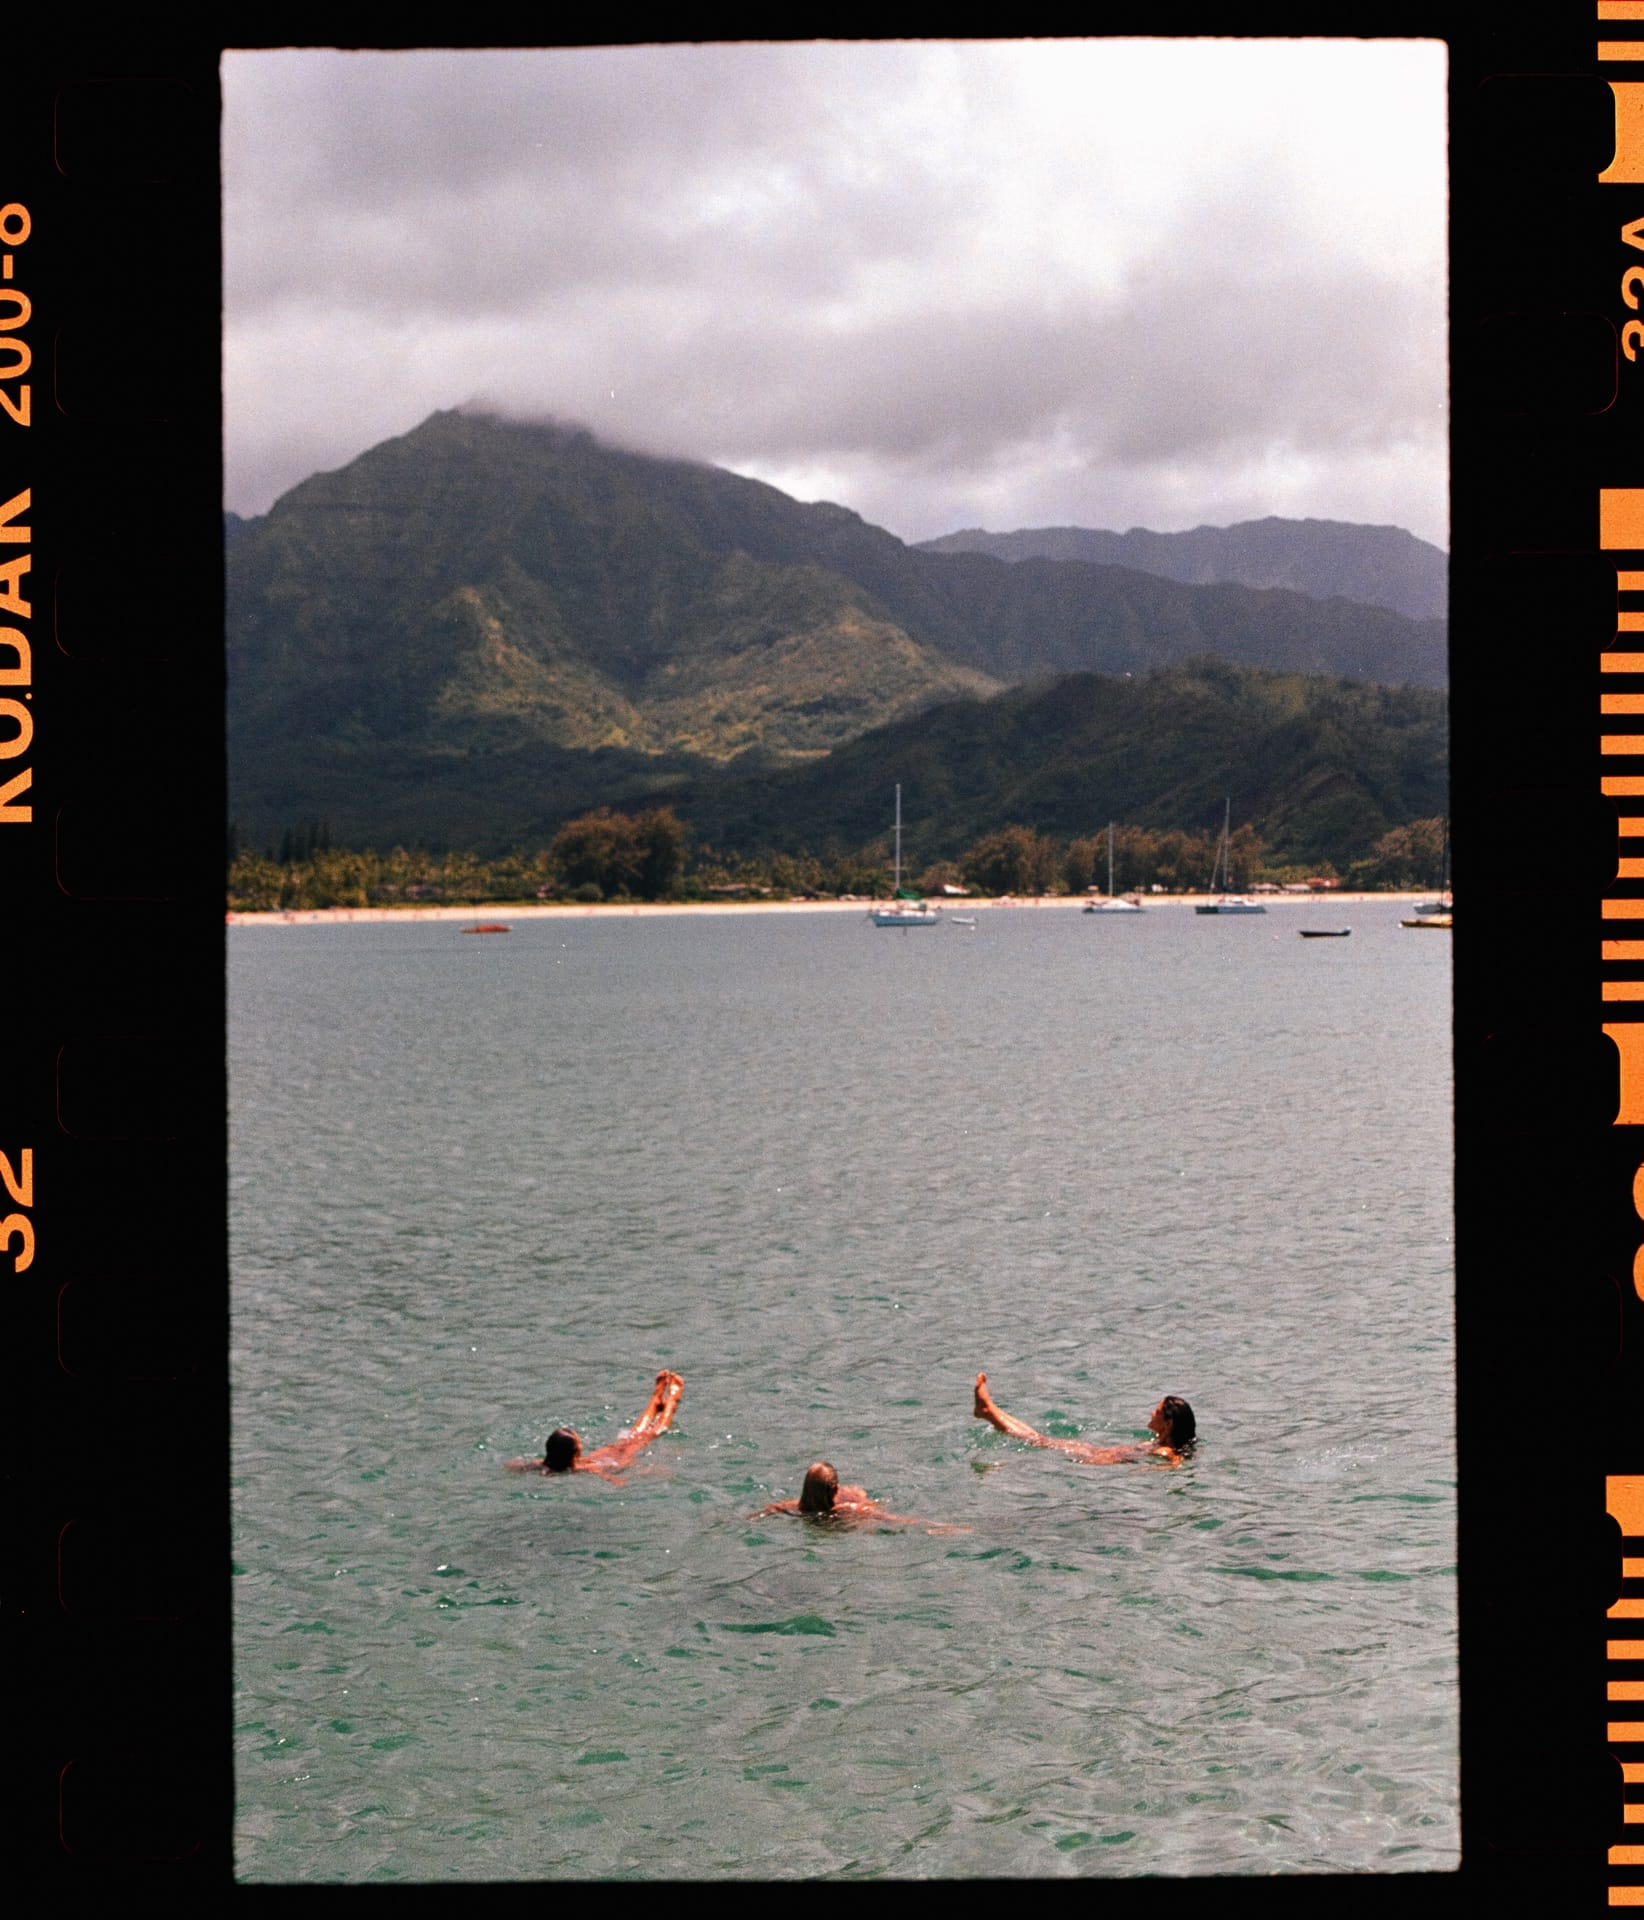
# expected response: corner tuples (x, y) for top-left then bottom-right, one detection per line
(893, 783), (902, 895)
(1107, 820), (1115, 899)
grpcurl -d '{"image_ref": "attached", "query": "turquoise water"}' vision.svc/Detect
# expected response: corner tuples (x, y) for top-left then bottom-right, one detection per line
(230, 902), (1456, 1879)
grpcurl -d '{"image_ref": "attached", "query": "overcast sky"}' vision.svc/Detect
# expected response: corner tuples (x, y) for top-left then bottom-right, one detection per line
(222, 41), (1447, 549)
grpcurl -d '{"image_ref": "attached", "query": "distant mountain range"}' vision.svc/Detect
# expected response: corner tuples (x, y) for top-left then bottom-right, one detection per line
(226, 409), (1448, 858)
(916, 518), (1447, 624)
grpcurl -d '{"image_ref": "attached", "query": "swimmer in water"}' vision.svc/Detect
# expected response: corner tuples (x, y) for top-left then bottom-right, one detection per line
(752, 1461), (965, 1533)
(504, 1369), (683, 1479)
(972, 1372), (1195, 1466)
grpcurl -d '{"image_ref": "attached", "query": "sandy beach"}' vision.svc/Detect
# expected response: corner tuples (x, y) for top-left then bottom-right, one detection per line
(227, 892), (1437, 927)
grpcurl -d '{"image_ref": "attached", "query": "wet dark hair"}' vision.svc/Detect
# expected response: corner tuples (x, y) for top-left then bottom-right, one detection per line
(544, 1427), (581, 1472)
(799, 1461), (839, 1513)
(1158, 1396), (1196, 1449)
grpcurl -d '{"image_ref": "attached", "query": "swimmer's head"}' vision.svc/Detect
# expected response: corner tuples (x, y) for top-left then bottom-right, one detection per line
(798, 1461), (839, 1513)
(544, 1427), (582, 1472)
(1149, 1397), (1196, 1449)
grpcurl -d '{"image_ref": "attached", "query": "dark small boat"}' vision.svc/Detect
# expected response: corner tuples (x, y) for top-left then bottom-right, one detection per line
(1298, 929), (1351, 938)
(463, 923), (512, 934)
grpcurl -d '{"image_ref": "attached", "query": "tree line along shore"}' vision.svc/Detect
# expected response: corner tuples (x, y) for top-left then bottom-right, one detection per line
(226, 809), (1448, 914)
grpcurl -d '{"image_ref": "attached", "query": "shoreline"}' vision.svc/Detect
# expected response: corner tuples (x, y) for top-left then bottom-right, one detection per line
(227, 892), (1441, 927)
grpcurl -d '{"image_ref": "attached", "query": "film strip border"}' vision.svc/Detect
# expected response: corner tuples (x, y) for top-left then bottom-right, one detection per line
(1600, 16), (1644, 1018)
(1594, 15), (1644, 1901)
(1450, 21), (1644, 1895)
(1605, 1), (1644, 70)
(1604, 496), (1644, 1027)
(1602, 0), (1644, 1060)
(1614, 1479), (1644, 1899)
(9, 56), (228, 1887)
(0, 18), (1625, 1903)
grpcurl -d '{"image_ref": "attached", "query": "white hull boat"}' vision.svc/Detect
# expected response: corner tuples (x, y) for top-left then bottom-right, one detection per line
(1084, 822), (1143, 912)
(1195, 798), (1266, 914)
(871, 785), (941, 927)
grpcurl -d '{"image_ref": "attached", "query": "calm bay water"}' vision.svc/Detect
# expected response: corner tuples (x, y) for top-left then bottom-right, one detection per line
(230, 901), (1456, 1881)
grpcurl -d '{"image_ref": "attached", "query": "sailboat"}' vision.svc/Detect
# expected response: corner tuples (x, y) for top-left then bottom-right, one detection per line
(1412, 817), (1452, 917)
(1194, 798), (1266, 914)
(871, 785), (941, 926)
(1402, 816), (1452, 927)
(1084, 821), (1144, 913)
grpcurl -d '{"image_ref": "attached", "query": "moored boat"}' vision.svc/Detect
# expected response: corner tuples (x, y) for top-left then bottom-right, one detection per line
(1412, 819), (1451, 917)
(871, 785), (941, 927)
(1084, 821), (1144, 913)
(1195, 799), (1266, 914)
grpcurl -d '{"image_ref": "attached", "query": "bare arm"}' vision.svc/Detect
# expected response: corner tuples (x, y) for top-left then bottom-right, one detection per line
(975, 1372), (1172, 1467)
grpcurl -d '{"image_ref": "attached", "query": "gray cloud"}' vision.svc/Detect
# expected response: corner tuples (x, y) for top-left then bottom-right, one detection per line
(224, 42), (1447, 548)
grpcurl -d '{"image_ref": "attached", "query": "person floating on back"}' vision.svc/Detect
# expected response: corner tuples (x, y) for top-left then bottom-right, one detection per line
(972, 1372), (1195, 1466)
(504, 1368), (684, 1479)
(752, 1460), (965, 1533)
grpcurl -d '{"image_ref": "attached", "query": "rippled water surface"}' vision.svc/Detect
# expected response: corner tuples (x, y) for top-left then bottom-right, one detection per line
(230, 902), (1456, 1880)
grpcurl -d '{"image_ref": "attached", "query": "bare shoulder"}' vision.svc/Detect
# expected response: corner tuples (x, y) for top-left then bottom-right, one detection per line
(835, 1492), (898, 1521)
(580, 1460), (625, 1482)
(502, 1457), (541, 1473)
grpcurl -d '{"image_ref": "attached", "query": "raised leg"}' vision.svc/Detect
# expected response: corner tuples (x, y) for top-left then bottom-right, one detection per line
(631, 1368), (683, 1437)
(973, 1371), (1040, 1441)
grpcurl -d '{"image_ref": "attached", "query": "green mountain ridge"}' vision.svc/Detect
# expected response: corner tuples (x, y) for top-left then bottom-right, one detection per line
(645, 659), (1447, 874)
(227, 411), (999, 772)
(227, 411), (1448, 862)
